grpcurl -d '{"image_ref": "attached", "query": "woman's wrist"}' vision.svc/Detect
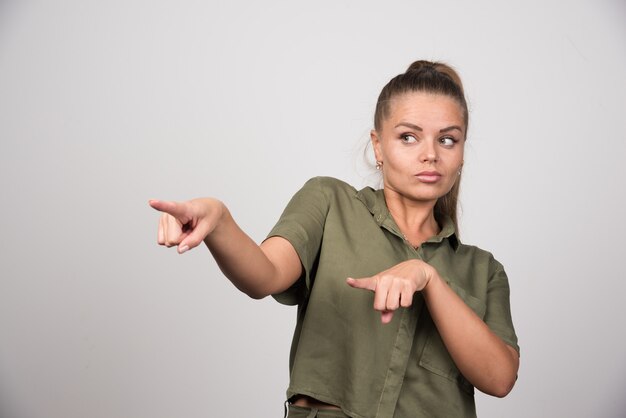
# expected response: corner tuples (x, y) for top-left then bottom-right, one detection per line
(421, 265), (442, 298)
(200, 199), (227, 247)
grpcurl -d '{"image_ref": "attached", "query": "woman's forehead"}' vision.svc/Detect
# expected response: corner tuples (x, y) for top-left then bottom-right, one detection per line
(384, 92), (465, 126)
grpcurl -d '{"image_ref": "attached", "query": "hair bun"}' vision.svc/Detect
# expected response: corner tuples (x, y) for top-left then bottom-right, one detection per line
(406, 60), (437, 73)
(405, 60), (464, 95)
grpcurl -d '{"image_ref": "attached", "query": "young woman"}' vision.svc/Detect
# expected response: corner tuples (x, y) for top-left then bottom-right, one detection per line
(149, 60), (519, 418)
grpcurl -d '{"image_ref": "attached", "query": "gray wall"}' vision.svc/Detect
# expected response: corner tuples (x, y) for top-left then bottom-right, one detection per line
(1, 0), (625, 417)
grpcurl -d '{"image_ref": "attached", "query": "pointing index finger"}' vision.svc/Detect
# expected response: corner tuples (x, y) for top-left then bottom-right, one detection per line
(346, 277), (377, 292)
(148, 199), (190, 222)
(149, 199), (178, 214)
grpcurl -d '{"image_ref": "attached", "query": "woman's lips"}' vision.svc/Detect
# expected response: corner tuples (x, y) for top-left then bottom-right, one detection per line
(415, 171), (442, 183)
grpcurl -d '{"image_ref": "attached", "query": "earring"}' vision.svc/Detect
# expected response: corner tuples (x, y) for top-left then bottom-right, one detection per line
(376, 161), (383, 170)
(457, 168), (462, 176)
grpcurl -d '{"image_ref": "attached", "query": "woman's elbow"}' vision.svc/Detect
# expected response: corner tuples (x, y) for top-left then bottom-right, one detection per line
(488, 377), (517, 398)
(479, 367), (518, 398)
(234, 283), (271, 300)
(241, 286), (271, 299)
(490, 346), (519, 397)
(246, 290), (269, 300)
(478, 358), (519, 397)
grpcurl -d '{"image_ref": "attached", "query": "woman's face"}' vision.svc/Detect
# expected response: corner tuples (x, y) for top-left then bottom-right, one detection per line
(371, 92), (466, 205)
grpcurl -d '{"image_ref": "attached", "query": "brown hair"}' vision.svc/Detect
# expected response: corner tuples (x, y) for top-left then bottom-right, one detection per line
(374, 60), (468, 232)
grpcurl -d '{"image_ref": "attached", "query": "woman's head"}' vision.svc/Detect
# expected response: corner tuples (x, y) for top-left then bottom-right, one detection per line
(371, 60), (468, 231)
(374, 60), (468, 133)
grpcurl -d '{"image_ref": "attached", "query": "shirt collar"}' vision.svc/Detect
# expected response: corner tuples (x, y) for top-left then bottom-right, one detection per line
(355, 186), (460, 251)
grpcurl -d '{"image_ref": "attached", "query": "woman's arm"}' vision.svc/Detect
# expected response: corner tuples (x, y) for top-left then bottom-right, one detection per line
(347, 259), (519, 397)
(149, 198), (302, 299)
(422, 270), (519, 397)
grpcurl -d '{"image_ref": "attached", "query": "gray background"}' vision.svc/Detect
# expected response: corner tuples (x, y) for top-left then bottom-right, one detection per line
(1, 0), (625, 417)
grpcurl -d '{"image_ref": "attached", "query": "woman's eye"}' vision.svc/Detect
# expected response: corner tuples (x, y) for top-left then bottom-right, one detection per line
(439, 136), (456, 147)
(401, 134), (417, 143)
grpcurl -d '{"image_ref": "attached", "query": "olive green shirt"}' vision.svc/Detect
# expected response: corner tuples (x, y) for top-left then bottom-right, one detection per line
(268, 177), (519, 418)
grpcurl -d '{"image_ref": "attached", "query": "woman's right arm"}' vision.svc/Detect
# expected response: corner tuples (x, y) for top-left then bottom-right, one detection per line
(149, 198), (302, 299)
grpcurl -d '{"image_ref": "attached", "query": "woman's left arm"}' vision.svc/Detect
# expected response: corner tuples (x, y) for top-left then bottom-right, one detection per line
(347, 259), (519, 398)
(422, 269), (519, 397)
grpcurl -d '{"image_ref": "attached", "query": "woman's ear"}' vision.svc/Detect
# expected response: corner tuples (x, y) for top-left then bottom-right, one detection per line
(370, 129), (383, 163)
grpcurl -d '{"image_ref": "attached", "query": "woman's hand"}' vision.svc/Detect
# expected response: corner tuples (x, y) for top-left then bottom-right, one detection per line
(348, 259), (519, 395)
(149, 198), (225, 254)
(149, 198), (301, 298)
(346, 259), (435, 324)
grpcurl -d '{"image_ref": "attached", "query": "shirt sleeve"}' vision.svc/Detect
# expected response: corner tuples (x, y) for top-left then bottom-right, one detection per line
(265, 177), (329, 305)
(484, 259), (520, 354)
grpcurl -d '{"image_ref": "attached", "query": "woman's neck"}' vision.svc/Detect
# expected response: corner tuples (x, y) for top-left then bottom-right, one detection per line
(383, 188), (440, 248)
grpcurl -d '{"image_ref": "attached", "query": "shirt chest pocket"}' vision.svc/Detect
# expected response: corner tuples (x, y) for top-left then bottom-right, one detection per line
(418, 288), (486, 395)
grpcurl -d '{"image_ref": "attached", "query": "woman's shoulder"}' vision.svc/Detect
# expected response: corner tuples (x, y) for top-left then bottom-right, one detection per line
(300, 176), (359, 196)
(455, 241), (505, 272)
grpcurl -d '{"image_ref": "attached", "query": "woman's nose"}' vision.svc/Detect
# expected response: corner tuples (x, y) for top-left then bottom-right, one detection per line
(420, 140), (438, 163)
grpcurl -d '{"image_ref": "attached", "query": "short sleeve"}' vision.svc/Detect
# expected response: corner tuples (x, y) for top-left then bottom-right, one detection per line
(265, 177), (329, 305)
(484, 260), (520, 354)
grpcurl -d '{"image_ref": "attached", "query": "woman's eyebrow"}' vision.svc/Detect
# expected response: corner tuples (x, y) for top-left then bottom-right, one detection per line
(440, 125), (463, 133)
(395, 122), (463, 134)
(395, 122), (422, 131)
